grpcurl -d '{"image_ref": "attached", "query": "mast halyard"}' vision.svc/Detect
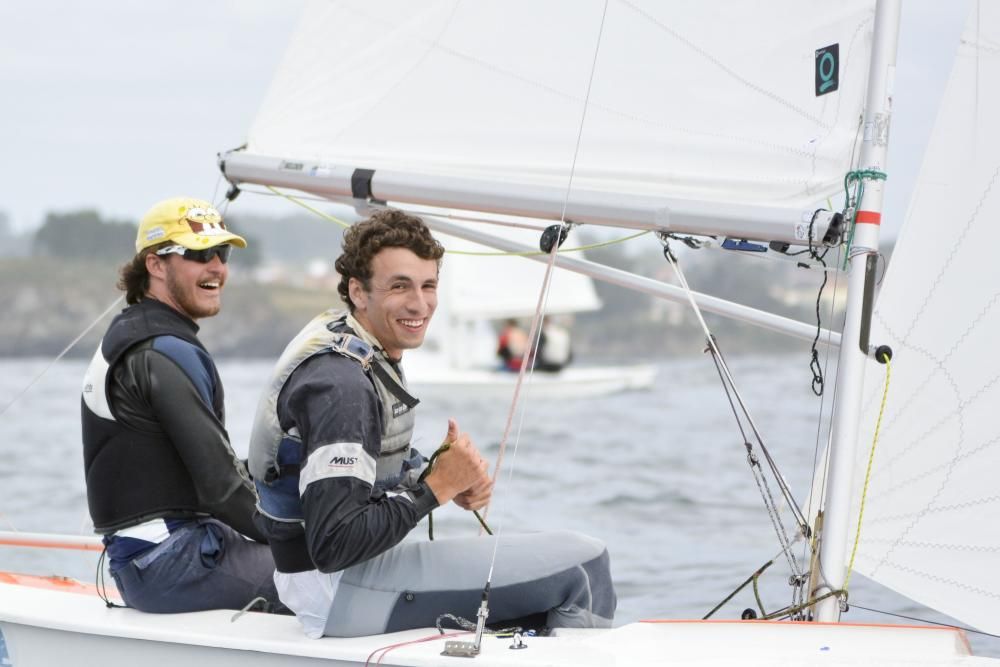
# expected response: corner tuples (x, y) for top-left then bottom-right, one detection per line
(814, 0), (901, 624)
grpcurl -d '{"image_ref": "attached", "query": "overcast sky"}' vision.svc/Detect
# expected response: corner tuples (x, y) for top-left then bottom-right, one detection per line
(0, 1), (971, 238)
(0, 0), (306, 232)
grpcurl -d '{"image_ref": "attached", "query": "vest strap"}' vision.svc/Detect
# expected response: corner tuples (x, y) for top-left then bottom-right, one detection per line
(370, 362), (420, 409)
(326, 320), (420, 409)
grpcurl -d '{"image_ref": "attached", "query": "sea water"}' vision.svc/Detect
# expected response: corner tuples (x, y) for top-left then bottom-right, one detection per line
(0, 356), (996, 660)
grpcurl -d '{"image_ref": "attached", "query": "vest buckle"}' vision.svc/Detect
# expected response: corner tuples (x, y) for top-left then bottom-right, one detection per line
(329, 333), (374, 369)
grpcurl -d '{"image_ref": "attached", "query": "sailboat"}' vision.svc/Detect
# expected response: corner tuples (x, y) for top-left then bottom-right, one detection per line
(404, 223), (657, 399)
(2, 0), (999, 664)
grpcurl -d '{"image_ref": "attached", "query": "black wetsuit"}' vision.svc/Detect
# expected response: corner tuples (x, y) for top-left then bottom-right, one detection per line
(81, 298), (281, 613)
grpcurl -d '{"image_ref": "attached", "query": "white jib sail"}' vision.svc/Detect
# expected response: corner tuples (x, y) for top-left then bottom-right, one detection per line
(239, 0), (876, 242)
(851, 3), (1000, 635)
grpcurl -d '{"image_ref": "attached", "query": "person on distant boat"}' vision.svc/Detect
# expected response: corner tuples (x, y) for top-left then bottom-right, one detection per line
(496, 317), (529, 371)
(249, 209), (616, 638)
(534, 316), (573, 372)
(81, 197), (283, 614)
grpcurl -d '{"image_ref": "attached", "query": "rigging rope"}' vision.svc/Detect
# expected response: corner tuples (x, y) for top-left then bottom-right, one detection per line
(659, 235), (809, 580)
(702, 536), (853, 621)
(265, 185), (351, 229)
(805, 208), (833, 396)
(262, 184), (651, 257)
(481, 0), (611, 596)
(703, 342), (804, 577)
(481, 236), (560, 531)
(798, 242), (846, 600)
(0, 295), (124, 420)
(848, 603), (1000, 640)
(418, 440), (492, 540)
(843, 351), (892, 591)
(364, 630), (468, 667)
(703, 556), (775, 619)
(444, 230), (650, 256)
(840, 169), (887, 270)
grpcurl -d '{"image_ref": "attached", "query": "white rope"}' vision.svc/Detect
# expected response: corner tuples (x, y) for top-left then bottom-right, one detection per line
(0, 295), (123, 419)
(482, 0), (610, 584)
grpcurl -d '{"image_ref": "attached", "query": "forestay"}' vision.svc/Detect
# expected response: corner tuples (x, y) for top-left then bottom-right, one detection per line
(851, 4), (1000, 636)
(235, 0), (877, 243)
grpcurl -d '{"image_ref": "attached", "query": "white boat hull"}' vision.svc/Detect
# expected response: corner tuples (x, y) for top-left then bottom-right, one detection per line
(1, 578), (995, 666)
(406, 364), (658, 400)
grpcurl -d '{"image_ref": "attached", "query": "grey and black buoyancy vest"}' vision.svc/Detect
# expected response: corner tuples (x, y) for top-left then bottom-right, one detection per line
(248, 309), (421, 522)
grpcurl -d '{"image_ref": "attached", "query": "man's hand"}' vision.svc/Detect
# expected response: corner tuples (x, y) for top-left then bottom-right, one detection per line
(453, 460), (493, 511)
(424, 419), (492, 506)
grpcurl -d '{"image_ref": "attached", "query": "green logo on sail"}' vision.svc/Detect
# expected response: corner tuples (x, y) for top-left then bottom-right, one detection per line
(815, 44), (839, 96)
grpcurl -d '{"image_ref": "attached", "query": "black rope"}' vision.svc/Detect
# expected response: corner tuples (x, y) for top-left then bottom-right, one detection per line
(806, 209), (831, 397)
(418, 443), (492, 541)
(760, 589), (844, 621)
(703, 558), (774, 619)
(96, 544), (124, 609)
(435, 613), (521, 637)
(702, 558), (851, 622)
(849, 604), (1000, 640)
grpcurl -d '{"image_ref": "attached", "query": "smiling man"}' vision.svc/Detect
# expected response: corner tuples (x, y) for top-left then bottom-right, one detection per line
(81, 197), (283, 614)
(249, 209), (616, 638)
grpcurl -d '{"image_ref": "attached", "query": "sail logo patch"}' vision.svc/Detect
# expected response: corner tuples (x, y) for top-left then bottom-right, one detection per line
(392, 401), (410, 418)
(815, 44), (839, 96)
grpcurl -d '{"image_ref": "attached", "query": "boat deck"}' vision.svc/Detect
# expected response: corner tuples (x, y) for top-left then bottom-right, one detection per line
(0, 576), (992, 666)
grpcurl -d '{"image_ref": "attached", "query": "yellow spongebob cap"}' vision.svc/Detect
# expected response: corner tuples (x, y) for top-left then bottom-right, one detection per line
(135, 197), (247, 253)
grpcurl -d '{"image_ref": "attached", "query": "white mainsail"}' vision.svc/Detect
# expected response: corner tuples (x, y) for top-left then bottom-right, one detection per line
(231, 0), (877, 243)
(851, 4), (1000, 635)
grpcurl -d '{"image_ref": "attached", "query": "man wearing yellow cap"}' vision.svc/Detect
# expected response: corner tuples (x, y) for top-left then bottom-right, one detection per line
(81, 197), (282, 613)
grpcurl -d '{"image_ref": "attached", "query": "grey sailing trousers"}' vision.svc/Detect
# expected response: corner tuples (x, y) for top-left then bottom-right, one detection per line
(324, 530), (616, 637)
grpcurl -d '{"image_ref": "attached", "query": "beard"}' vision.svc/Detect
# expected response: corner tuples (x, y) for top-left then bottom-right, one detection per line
(164, 266), (221, 319)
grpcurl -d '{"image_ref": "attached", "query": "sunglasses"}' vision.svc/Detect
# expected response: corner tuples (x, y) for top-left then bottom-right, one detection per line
(155, 244), (232, 264)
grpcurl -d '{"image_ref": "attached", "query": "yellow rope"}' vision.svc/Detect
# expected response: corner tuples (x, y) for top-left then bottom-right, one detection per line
(264, 185), (649, 256)
(444, 230), (651, 256)
(265, 185), (352, 228)
(844, 352), (892, 590)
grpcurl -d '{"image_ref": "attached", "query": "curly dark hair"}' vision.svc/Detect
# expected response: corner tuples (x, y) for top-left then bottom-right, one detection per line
(336, 209), (445, 312)
(117, 243), (171, 305)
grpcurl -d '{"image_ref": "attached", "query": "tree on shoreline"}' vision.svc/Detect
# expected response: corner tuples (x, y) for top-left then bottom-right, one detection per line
(32, 210), (134, 260)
